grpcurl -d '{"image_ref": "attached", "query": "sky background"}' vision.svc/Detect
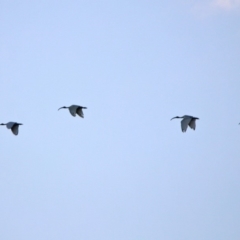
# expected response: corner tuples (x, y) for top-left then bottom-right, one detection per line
(1, 0), (240, 239)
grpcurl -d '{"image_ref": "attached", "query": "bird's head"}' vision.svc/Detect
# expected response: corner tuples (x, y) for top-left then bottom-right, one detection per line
(170, 116), (180, 120)
(0, 123), (6, 126)
(58, 106), (67, 111)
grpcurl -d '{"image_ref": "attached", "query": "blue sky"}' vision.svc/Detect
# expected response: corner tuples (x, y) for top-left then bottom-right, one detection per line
(1, 1), (240, 239)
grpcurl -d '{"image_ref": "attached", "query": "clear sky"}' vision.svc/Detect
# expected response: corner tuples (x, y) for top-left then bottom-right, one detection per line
(1, 1), (240, 239)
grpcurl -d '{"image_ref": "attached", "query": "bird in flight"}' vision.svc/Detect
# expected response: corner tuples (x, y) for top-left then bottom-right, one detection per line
(58, 105), (87, 118)
(0, 122), (23, 135)
(171, 115), (199, 132)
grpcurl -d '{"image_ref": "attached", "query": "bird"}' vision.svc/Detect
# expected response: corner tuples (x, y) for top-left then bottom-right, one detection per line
(0, 122), (23, 135)
(171, 115), (199, 132)
(58, 105), (87, 118)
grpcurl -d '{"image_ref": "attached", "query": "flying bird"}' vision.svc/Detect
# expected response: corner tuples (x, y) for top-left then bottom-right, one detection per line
(58, 105), (87, 118)
(0, 122), (23, 135)
(171, 115), (199, 132)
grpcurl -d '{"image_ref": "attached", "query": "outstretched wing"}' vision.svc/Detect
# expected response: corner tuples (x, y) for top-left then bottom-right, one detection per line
(69, 105), (79, 117)
(181, 117), (192, 132)
(6, 122), (15, 129)
(69, 110), (76, 116)
(76, 107), (84, 118)
(11, 124), (19, 135)
(189, 119), (196, 130)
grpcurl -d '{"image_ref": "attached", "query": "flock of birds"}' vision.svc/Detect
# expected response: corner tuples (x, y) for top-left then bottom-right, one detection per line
(1, 104), (200, 136)
(0, 105), (87, 136)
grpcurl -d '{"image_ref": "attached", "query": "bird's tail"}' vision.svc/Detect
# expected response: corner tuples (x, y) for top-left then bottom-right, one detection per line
(82, 107), (87, 109)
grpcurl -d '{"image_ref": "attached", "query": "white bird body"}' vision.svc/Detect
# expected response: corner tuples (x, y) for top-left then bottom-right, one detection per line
(0, 122), (23, 135)
(171, 115), (199, 132)
(58, 104), (87, 118)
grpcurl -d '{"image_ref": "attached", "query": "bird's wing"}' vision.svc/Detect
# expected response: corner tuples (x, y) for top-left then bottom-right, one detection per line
(181, 117), (192, 132)
(76, 107), (84, 118)
(11, 124), (19, 135)
(6, 122), (15, 129)
(189, 119), (196, 130)
(69, 106), (77, 117)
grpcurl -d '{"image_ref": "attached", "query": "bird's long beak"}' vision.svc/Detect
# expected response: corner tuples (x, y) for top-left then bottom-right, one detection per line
(170, 117), (176, 120)
(58, 107), (64, 111)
